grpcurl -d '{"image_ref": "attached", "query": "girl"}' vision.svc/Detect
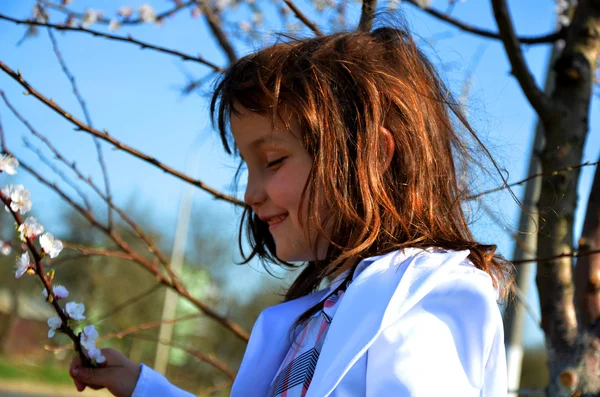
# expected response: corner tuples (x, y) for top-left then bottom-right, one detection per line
(69, 26), (512, 396)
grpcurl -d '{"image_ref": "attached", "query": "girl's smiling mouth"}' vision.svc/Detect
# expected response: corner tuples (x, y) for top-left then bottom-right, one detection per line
(265, 213), (288, 230)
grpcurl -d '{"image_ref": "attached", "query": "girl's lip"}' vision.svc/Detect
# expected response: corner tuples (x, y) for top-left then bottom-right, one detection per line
(268, 214), (288, 230)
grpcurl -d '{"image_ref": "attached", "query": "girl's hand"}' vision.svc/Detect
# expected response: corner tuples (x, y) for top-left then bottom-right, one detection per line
(69, 348), (141, 397)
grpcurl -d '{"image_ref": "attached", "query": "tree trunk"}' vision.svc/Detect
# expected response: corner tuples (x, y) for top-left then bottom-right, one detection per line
(536, 1), (600, 395)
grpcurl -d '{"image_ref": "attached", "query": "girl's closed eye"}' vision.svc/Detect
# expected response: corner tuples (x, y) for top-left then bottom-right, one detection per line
(266, 156), (287, 168)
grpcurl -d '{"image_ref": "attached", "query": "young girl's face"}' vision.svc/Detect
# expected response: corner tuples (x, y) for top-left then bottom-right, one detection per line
(231, 106), (327, 262)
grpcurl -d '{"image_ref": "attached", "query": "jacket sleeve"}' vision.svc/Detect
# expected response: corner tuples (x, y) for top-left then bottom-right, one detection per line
(365, 269), (507, 397)
(130, 364), (196, 397)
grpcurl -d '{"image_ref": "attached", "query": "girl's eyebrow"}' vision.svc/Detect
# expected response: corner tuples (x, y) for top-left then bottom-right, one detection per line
(250, 135), (286, 149)
(239, 136), (286, 161)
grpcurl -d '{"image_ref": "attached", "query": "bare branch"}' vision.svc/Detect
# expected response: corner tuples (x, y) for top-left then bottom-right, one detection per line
(131, 334), (236, 381)
(62, 242), (135, 261)
(283, 0), (323, 36)
(513, 249), (600, 265)
(194, 0), (237, 63)
(22, 137), (93, 211)
(4, 153), (249, 342)
(0, 66), (243, 206)
(91, 284), (163, 324)
(1, 91), (178, 284)
(45, 26), (114, 229)
(490, 0), (553, 119)
(0, 14), (224, 72)
(492, 0), (551, 120)
(467, 161), (599, 200)
(405, 0), (564, 45)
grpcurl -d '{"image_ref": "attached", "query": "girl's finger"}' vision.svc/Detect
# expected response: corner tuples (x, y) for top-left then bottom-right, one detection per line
(73, 378), (86, 392)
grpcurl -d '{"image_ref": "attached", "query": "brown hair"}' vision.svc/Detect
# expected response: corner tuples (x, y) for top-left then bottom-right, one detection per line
(211, 26), (513, 331)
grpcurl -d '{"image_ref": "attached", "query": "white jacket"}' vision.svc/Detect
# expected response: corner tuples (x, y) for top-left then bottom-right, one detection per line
(132, 248), (507, 397)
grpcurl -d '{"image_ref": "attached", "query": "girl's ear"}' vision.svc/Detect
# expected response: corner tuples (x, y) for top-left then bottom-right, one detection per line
(380, 126), (395, 173)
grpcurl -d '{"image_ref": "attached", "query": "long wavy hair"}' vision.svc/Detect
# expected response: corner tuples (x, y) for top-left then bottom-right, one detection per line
(211, 25), (514, 331)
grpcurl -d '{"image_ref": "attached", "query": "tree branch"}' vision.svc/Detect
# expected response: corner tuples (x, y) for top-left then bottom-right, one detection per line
(357, 0), (377, 32)
(491, 0), (553, 119)
(405, 0), (564, 44)
(45, 25), (114, 229)
(194, 0), (237, 63)
(283, 0), (323, 36)
(5, 152), (249, 342)
(0, 66), (243, 206)
(0, 14), (224, 72)
(467, 160), (599, 200)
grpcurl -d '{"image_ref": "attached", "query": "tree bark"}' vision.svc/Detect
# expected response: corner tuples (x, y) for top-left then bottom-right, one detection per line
(534, 1), (600, 395)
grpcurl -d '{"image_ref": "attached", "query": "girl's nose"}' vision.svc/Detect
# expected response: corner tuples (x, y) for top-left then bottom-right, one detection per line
(244, 176), (267, 209)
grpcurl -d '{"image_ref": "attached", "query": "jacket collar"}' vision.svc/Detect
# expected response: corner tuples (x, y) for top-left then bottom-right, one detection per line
(231, 248), (471, 397)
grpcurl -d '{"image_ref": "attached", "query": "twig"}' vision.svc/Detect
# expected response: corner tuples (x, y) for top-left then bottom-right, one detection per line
(131, 334), (236, 381)
(194, 0), (237, 63)
(0, 91), (178, 284)
(45, 25), (114, 229)
(283, 0), (323, 36)
(0, 14), (224, 73)
(48, 313), (236, 380)
(98, 313), (203, 342)
(0, 65), (243, 206)
(405, 0), (563, 45)
(22, 137), (93, 211)
(6, 154), (250, 342)
(90, 284), (163, 324)
(512, 249), (600, 265)
(490, 0), (553, 119)
(467, 161), (599, 200)
(0, 189), (92, 367)
(63, 242), (135, 261)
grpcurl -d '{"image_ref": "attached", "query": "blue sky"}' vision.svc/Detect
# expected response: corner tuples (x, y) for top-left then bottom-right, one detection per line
(1, 0), (599, 347)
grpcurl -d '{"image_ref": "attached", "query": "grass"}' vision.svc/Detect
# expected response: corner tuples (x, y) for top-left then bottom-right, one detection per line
(0, 355), (72, 385)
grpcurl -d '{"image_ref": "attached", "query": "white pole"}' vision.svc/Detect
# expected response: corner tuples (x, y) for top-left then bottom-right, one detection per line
(153, 139), (202, 374)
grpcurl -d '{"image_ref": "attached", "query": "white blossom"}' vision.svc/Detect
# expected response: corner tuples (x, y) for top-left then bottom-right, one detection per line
(190, 6), (201, 18)
(216, 0), (231, 11)
(82, 9), (99, 27)
(15, 251), (30, 279)
(108, 19), (121, 31)
(43, 285), (69, 300)
(47, 316), (62, 338)
(33, 4), (48, 23)
(2, 185), (32, 214)
(238, 21), (251, 33)
(18, 216), (44, 241)
(252, 12), (263, 25)
(66, 301), (86, 320)
(118, 6), (134, 18)
(0, 241), (11, 256)
(139, 4), (156, 23)
(415, 0), (430, 8)
(87, 347), (106, 364)
(80, 324), (99, 351)
(40, 232), (63, 258)
(0, 155), (18, 175)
